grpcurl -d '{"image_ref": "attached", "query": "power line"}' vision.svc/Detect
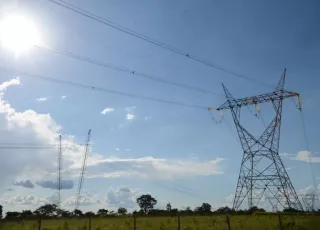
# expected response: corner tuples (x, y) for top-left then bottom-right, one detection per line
(35, 45), (223, 97)
(299, 110), (319, 200)
(47, 0), (272, 88)
(0, 66), (208, 110)
(0, 141), (60, 146)
(0, 145), (63, 149)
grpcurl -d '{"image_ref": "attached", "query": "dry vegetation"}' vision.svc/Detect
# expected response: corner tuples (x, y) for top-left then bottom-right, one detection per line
(0, 214), (319, 230)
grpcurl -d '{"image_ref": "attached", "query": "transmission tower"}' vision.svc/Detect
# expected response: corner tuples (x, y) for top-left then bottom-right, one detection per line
(57, 135), (62, 210)
(75, 129), (91, 210)
(301, 194), (319, 211)
(266, 195), (279, 212)
(213, 69), (303, 210)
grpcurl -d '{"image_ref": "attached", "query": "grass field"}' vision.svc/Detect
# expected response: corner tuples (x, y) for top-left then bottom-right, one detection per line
(0, 214), (319, 230)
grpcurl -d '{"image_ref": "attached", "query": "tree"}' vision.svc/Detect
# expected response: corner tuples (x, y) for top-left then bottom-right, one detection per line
(34, 204), (57, 217)
(20, 210), (33, 219)
(201, 203), (211, 213)
(84, 211), (95, 217)
(182, 206), (193, 215)
(283, 207), (300, 213)
(33, 210), (40, 216)
(73, 209), (83, 217)
(5, 211), (21, 220)
(215, 206), (232, 214)
(97, 209), (109, 217)
(166, 202), (172, 212)
(195, 203), (212, 214)
(248, 206), (266, 214)
(171, 208), (178, 214)
(118, 207), (127, 215)
(0, 204), (2, 219)
(136, 194), (157, 214)
(58, 209), (71, 218)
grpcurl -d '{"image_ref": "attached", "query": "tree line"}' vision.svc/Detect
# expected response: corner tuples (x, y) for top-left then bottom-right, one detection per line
(0, 194), (317, 220)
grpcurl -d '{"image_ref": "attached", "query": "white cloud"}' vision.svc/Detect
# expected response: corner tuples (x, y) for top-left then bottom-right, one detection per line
(294, 151), (320, 163)
(61, 96), (67, 99)
(13, 180), (34, 188)
(285, 167), (294, 171)
(298, 185), (319, 196)
(105, 187), (140, 208)
(36, 97), (48, 102)
(279, 153), (293, 157)
(84, 156), (225, 180)
(281, 151), (320, 163)
(100, 107), (114, 115)
(0, 79), (64, 185)
(36, 180), (74, 190)
(63, 192), (101, 206)
(116, 148), (120, 151)
(126, 113), (135, 120)
(0, 78), (225, 191)
(0, 78), (20, 95)
(144, 116), (151, 120)
(125, 106), (136, 120)
(125, 149), (131, 151)
(0, 192), (101, 209)
(1, 194), (47, 206)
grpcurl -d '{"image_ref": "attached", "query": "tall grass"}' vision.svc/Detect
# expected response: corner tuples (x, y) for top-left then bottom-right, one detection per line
(0, 214), (319, 230)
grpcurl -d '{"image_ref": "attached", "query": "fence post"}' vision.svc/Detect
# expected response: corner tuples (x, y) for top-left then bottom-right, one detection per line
(226, 215), (231, 230)
(278, 213), (283, 230)
(133, 214), (136, 230)
(89, 216), (92, 230)
(38, 217), (42, 230)
(177, 215), (180, 230)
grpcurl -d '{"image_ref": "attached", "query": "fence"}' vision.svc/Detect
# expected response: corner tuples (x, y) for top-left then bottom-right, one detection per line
(1, 213), (320, 230)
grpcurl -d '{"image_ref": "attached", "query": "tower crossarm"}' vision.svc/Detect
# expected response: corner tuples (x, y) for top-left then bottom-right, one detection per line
(217, 90), (299, 111)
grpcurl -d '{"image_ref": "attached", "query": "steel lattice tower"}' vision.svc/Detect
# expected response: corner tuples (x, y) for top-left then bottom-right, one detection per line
(216, 69), (303, 210)
(57, 135), (62, 210)
(75, 129), (91, 211)
(301, 194), (318, 211)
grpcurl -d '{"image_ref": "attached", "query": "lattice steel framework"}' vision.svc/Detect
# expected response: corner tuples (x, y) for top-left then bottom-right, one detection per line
(75, 129), (91, 210)
(217, 69), (303, 210)
(57, 135), (62, 210)
(301, 194), (319, 211)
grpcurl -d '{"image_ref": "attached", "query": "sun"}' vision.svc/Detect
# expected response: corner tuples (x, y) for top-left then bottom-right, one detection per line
(0, 14), (41, 54)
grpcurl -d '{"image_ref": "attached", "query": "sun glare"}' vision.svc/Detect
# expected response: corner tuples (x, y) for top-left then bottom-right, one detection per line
(0, 14), (41, 54)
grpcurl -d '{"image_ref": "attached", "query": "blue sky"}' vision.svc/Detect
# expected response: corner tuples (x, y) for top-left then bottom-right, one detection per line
(0, 0), (319, 213)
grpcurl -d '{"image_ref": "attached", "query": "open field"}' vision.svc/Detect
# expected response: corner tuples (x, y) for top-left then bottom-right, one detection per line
(0, 214), (319, 230)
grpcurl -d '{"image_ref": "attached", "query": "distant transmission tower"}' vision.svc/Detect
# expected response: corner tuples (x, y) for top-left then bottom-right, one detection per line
(57, 135), (62, 210)
(213, 69), (303, 210)
(301, 194), (319, 211)
(266, 195), (279, 212)
(75, 129), (91, 210)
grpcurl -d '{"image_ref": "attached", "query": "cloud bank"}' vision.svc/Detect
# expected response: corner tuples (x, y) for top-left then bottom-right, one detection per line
(0, 78), (224, 191)
(13, 180), (34, 188)
(36, 180), (74, 190)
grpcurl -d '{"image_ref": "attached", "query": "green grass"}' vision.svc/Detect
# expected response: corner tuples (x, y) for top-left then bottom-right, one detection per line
(0, 215), (319, 230)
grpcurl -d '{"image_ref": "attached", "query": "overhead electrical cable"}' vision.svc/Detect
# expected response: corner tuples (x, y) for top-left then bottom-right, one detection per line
(35, 45), (223, 97)
(0, 146), (59, 150)
(299, 110), (319, 199)
(0, 66), (208, 110)
(47, 0), (272, 88)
